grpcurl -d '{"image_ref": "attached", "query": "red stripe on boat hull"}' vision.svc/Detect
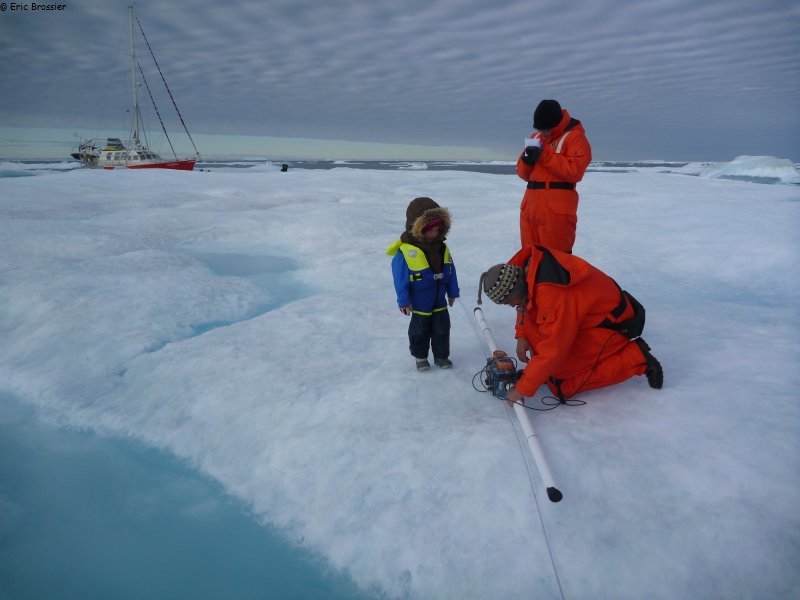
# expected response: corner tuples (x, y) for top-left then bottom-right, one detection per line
(102, 160), (196, 171)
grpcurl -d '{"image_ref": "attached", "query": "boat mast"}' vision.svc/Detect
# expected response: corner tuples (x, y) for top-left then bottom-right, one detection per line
(129, 4), (140, 147)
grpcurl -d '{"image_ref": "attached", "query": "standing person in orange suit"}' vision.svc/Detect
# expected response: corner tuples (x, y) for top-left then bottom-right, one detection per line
(517, 99), (592, 253)
(477, 244), (662, 404)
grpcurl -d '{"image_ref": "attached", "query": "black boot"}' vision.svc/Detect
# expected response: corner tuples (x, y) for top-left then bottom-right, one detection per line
(635, 338), (663, 389)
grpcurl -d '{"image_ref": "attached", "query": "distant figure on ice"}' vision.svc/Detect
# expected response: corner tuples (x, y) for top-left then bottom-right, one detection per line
(517, 99), (592, 253)
(280, 163), (289, 172)
(387, 197), (460, 371)
(478, 244), (662, 403)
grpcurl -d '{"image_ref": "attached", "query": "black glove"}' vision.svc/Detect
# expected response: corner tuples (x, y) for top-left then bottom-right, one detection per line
(521, 145), (542, 166)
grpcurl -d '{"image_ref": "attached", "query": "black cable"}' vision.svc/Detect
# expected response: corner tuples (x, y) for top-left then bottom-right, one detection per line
(136, 61), (176, 158)
(136, 16), (201, 157)
(559, 330), (618, 401)
(471, 362), (585, 412)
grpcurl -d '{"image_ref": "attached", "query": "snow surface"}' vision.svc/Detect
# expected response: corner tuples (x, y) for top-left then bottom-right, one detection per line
(1, 158), (798, 599)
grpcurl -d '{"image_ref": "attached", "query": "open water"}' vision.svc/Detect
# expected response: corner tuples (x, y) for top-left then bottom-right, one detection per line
(0, 248), (369, 600)
(0, 394), (371, 600)
(0, 157), (694, 178)
(6, 158), (794, 185)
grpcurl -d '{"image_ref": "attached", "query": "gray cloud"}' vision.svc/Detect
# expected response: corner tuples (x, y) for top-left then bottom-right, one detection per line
(1, 0), (797, 160)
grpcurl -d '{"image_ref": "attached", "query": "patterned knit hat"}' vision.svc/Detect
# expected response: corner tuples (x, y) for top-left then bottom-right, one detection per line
(477, 264), (526, 305)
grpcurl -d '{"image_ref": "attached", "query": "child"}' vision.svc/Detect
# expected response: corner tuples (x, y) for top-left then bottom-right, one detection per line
(386, 197), (460, 371)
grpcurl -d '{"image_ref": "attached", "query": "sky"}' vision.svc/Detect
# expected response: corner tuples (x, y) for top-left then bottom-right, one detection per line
(0, 0), (798, 161)
(1, 161), (798, 598)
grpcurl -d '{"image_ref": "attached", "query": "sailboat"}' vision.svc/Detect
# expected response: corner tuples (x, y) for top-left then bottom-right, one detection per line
(71, 5), (200, 170)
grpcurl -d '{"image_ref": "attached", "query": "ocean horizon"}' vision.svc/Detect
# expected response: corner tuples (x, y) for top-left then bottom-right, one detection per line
(3, 157), (798, 187)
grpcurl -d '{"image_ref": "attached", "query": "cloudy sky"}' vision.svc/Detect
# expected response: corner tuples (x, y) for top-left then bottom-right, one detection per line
(1, 0), (798, 161)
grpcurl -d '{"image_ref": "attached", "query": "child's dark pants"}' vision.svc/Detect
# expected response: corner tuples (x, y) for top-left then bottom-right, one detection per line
(408, 310), (450, 360)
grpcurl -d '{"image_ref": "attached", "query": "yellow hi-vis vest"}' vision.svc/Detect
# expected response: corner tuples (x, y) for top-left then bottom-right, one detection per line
(386, 240), (453, 316)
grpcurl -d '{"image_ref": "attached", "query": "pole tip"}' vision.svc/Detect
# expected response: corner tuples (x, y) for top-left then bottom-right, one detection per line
(546, 487), (563, 503)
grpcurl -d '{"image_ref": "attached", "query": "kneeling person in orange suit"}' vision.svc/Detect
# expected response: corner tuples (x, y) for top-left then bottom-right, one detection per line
(478, 245), (663, 404)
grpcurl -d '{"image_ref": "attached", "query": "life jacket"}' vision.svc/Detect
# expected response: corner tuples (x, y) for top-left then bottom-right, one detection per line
(387, 240), (456, 315)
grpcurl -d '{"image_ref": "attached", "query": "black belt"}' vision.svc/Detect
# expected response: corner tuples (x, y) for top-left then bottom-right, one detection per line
(609, 287), (628, 319)
(597, 282), (627, 327)
(527, 181), (575, 190)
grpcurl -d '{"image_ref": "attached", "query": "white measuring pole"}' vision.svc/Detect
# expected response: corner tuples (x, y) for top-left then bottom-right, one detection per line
(474, 307), (563, 503)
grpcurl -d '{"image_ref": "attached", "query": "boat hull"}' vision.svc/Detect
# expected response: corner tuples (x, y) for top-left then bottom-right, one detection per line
(102, 159), (196, 171)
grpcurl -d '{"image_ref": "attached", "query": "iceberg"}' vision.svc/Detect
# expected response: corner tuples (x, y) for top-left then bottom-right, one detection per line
(700, 155), (800, 184)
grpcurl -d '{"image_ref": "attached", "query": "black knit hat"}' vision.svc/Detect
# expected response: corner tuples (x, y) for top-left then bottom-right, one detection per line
(477, 264), (527, 305)
(533, 99), (562, 130)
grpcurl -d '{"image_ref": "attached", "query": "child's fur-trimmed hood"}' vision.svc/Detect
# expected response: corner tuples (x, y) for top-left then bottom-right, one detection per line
(410, 206), (451, 240)
(404, 196), (451, 242)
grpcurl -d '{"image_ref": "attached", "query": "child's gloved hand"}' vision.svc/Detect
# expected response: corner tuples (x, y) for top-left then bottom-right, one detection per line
(399, 305), (412, 315)
(448, 297), (457, 307)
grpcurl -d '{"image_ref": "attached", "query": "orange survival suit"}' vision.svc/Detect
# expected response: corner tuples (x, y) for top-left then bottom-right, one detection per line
(516, 109), (591, 252)
(509, 245), (647, 399)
